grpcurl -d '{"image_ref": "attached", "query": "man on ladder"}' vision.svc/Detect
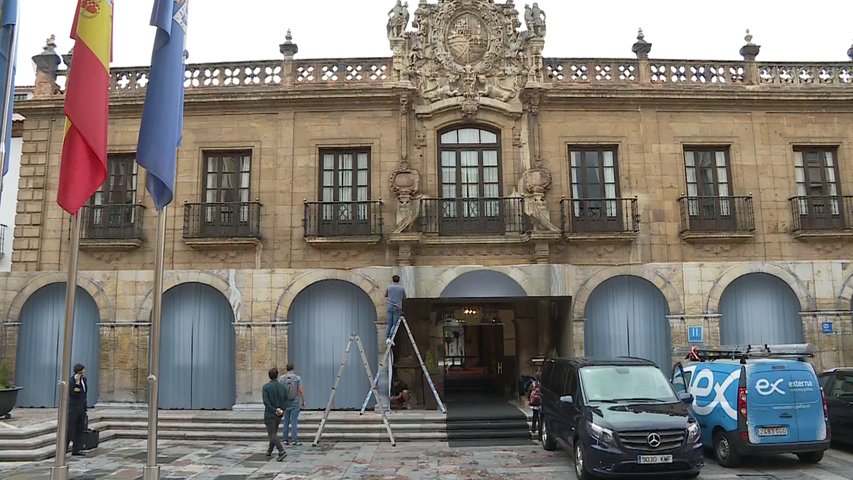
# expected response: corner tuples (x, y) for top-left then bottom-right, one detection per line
(385, 275), (406, 346)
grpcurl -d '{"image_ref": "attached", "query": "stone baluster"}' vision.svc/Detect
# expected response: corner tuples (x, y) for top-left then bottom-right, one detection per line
(32, 34), (61, 97)
(632, 28), (652, 86)
(739, 29), (761, 85)
(279, 29), (299, 87)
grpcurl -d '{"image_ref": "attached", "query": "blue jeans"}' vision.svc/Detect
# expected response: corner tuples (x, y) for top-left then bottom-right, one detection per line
(282, 404), (300, 443)
(386, 307), (401, 339)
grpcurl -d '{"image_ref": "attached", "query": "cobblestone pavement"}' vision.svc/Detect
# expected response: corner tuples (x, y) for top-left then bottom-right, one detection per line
(1, 439), (852, 479)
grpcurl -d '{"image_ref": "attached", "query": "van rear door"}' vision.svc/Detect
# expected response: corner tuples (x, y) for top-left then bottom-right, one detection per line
(788, 368), (827, 442)
(747, 366), (797, 444)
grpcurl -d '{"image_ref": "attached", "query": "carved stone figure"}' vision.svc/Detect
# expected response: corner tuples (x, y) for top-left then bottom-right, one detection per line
(524, 3), (546, 38)
(387, 1), (410, 39)
(392, 0), (544, 115)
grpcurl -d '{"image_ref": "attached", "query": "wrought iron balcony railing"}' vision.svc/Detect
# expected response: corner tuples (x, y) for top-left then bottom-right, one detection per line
(418, 197), (530, 236)
(789, 196), (853, 232)
(560, 197), (639, 235)
(303, 200), (383, 238)
(678, 196), (755, 234)
(183, 202), (262, 239)
(79, 204), (146, 241)
(0, 224), (6, 258)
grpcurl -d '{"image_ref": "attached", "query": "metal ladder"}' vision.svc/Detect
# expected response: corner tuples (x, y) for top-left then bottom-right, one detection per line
(359, 315), (446, 415)
(312, 334), (395, 447)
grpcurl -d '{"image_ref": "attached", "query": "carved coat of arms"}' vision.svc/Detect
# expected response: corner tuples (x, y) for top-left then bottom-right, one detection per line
(388, 0), (545, 116)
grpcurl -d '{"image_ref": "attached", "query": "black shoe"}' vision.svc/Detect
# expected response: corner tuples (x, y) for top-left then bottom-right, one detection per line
(276, 451), (287, 462)
(265, 450), (272, 457)
(71, 451), (86, 457)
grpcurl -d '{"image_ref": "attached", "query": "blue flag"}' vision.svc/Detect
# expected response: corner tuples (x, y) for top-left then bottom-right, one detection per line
(0, 0), (18, 178)
(137, 0), (188, 211)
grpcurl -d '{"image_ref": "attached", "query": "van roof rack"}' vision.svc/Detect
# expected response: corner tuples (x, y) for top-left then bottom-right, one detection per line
(686, 344), (814, 364)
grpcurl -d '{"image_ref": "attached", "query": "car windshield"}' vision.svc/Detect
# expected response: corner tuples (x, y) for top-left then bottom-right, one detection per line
(580, 365), (678, 404)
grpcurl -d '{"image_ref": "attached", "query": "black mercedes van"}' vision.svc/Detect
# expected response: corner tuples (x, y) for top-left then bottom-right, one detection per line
(539, 357), (704, 479)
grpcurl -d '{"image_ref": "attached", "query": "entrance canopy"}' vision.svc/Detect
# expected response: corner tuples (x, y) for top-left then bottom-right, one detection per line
(440, 270), (527, 298)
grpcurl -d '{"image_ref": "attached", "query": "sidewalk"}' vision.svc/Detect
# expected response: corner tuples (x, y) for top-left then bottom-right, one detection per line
(0, 438), (564, 480)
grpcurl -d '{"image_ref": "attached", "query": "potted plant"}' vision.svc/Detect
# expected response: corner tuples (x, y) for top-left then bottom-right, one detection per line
(0, 363), (23, 419)
(423, 350), (444, 410)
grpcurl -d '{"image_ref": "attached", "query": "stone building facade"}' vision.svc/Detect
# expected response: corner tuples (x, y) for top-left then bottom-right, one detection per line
(2, 1), (853, 409)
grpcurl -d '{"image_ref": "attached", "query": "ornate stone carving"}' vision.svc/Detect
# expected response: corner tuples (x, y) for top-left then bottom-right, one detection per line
(702, 244), (732, 255)
(812, 242), (843, 255)
(390, 167), (423, 233)
(387, 1), (410, 40)
(523, 3), (546, 38)
(394, 0), (542, 114)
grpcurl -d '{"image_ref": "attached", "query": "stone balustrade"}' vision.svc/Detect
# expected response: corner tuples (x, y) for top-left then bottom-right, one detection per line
(44, 58), (851, 98)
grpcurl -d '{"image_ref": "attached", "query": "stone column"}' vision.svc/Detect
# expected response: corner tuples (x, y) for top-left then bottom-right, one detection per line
(32, 35), (61, 97)
(632, 29), (652, 86)
(572, 319), (585, 357)
(739, 30), (761, 85)
(279, 29), (298, 87)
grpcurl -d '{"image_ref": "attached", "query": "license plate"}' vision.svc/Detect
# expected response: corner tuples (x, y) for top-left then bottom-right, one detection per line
(758, 427), (788, 436)
(637, 455), (673, 464)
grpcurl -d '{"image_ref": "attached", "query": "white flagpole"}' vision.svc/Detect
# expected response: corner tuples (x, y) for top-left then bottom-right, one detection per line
(143, 206), (168, 480)
(50, 214), (81, 480)
(0, 5), (20, 208)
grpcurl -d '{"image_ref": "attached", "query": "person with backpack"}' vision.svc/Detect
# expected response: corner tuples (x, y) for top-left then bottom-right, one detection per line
(527, 379), (543, 435)
(278, 364), (305, 446)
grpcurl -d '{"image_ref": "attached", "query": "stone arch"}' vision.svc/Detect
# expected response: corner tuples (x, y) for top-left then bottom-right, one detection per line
(137, 271), (231, 323)
(429, 266), (532, 299)
(706, 263), (813, 314)
(276, 270), (385, 323)
(572, 266), (683, 321)
(5, 272), (114, 324)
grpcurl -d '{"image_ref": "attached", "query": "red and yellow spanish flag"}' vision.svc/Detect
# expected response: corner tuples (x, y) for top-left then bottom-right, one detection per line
(57, 0), (112, 215)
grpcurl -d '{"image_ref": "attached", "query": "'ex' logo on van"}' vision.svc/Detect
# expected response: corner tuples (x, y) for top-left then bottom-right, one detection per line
(755, 378), (785, 396)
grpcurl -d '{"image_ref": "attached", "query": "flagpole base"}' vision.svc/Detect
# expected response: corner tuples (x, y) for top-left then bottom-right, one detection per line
(50, 466), (69, 480)
(143, 466), (161, 480)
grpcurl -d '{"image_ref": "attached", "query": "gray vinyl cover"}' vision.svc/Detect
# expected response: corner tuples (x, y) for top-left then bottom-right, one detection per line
(15, 283), (100, 408)
(440, 270), (527, 298)
(158, 282), (236, 409)
(719, 272), (804, 346)
(584, 275), (672, 369)
(288, 280), (378, 410)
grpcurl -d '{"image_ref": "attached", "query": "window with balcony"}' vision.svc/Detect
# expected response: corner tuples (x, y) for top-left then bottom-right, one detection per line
(564, 147), (636, 235)
(184, 150), (260, 239)
(303, 149), (381, 238)
(81, 153), (144, 241)
(791, 148), (848, 231)
(417, 127), (524, 236)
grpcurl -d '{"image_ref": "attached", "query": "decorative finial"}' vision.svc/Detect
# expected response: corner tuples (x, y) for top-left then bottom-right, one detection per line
(280, 28), (299, 58)
(739, 28), (760, 61)
(632, 27), (652, 60)
(848, 40), (853, 61)
(43, 34), (57, 54)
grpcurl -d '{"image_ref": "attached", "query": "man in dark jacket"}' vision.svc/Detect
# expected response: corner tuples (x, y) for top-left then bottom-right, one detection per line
(262, 367), (287, 461)
(67, 363), (87, 456)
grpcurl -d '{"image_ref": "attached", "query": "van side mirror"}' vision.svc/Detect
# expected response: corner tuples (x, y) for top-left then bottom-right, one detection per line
(677, 392), (694, 404)
(559, 395), (574, 404)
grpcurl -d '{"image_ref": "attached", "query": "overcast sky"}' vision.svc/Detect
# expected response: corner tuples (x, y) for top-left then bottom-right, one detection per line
(14, 0), (853, 86)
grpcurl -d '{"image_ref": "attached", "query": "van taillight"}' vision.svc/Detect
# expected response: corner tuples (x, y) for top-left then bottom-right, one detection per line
(821, 388), (831, 437)
(738, 387), (747, 418)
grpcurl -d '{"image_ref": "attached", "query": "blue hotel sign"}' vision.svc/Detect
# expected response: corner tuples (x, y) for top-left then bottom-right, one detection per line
(822, 322), (833, 334)
(687, 326), (704, 344)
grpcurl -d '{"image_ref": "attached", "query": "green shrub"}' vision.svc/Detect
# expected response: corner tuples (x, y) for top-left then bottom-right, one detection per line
(424, 350), (438, 375)
(0, 364), (12, 389)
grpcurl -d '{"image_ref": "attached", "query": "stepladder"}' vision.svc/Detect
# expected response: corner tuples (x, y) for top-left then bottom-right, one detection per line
(312, 334), (396, 447)
(359, 315), (446, 415)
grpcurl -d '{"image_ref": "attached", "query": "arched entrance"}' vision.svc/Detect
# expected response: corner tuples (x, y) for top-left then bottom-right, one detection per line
(584, 275), (672, 369)
(158, 283), (236, 409)
(440, 270), (526, 298)
(15, 283), (100, 408)
(288, 280), (378, 410)
(719, 273), (804, 345)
